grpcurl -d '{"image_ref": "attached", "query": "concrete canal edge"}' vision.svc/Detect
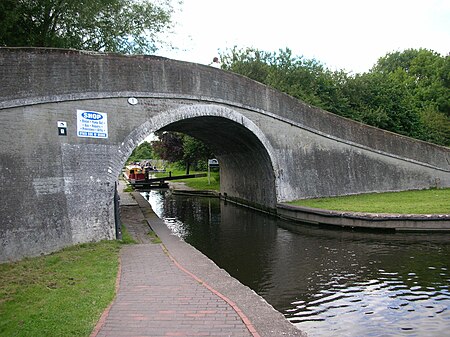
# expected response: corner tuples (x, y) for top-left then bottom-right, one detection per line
(277, 203), (450, 231)
(168, 185), (450, 231)
(131, 192), (307, 337)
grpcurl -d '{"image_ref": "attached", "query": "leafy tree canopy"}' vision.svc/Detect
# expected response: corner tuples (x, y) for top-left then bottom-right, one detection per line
(151, 132), (214, 174)
(127, 141), (153, 163)
(182, 134), (214, 172)
(0, 0), (179, 54)
(220, 47), (449, 146)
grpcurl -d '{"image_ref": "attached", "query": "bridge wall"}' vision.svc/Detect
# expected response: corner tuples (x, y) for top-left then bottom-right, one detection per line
(0, 48), (449, 261)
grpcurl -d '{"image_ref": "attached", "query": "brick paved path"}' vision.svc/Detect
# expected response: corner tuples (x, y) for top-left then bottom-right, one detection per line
(92, 183), (304, 337)
(93, 243), (253, 337)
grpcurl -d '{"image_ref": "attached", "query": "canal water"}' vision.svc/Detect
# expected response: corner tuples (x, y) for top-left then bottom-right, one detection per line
(142, 190), (450, 337)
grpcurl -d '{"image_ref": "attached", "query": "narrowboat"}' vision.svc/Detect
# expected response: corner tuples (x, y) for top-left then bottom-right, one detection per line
(123, 164), (146, 184)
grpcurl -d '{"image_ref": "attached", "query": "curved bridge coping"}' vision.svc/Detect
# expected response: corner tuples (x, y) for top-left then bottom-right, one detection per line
(1, 47), (449, 172)
(2, 90), (449, 173)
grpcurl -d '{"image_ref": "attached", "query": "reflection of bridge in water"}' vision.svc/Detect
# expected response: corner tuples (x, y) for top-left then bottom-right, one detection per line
(0, 47), (449, 261)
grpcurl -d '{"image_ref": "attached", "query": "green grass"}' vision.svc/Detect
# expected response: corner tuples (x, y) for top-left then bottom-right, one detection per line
(156, 167), (220, 191)
(288, 188), (450, 214)
(123, 185), (134, 192)
(0, 235), (134, 337)
(147, 231), (162, 244)
(121, 223), (137, 244)
(180, 171), (220, 191)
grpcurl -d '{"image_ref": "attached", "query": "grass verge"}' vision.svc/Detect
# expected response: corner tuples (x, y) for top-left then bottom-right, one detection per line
(121, 223), (137, 244)
(147, 231), (162, 244)
(0, 231), (134, 336)
(123, 185), (134, 192)
(288, 188), (450, 214)
(156, 167), (220, 191)
(181, 171), (220, 191)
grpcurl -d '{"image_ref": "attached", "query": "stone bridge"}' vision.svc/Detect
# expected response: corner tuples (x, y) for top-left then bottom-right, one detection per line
(1, 48), (449, 261)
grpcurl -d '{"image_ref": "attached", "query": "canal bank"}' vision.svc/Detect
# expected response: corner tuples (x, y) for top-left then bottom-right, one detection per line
(165, 182), (450, 232)
(277, 203), (450, 231)
(142, 187), (450, 337)
(133, 191), (305, 336)
(93, 181), (305, 336)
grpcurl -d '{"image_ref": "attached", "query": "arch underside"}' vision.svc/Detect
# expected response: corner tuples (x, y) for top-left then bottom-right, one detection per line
(160, 116), (277, 209)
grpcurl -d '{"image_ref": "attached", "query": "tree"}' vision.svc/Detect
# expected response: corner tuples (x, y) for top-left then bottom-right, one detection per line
(0, 0), (178, 54)
(371, 49), (449, 118)
(151, 131), (184, 163)
(220, 47), (449, 146)
(182, 135), (214, 174)
(219, 46), (272, 84)
(128, 141), (153, 163)
(352, 49), (450, 144)
(151, 132), (214, 174)
(220, 47), (352, 117)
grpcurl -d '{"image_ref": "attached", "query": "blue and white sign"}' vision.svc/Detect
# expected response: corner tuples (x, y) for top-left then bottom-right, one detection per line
(77, 110), (108, 138)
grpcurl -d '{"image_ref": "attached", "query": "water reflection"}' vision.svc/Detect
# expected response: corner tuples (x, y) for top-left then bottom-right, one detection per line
(143, 190), (450, 337)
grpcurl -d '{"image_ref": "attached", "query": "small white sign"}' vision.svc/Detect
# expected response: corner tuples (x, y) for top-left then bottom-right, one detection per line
(77, 110), (108, 138)
(208, 159), (219, 166)
(128, 97), (138, 105)
(57, 121), (67, 127)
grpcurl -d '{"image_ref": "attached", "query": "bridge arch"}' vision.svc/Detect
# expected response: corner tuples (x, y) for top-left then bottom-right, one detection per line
(117, 104), (281, 208)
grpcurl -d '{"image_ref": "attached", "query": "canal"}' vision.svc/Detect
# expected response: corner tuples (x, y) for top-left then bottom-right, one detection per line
(142, 190), (450, 337)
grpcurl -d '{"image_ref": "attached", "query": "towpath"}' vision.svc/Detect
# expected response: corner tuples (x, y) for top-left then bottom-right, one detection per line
(91, 180), (305, 336)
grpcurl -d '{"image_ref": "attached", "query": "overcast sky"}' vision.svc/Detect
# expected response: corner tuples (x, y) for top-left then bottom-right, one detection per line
(156, 0), (449, 74)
